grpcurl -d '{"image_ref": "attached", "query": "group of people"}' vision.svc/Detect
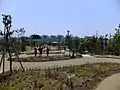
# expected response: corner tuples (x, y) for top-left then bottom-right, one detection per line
(34, 46), (50, 56)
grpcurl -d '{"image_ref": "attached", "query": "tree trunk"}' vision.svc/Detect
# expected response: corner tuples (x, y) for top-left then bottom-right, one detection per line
(8, 48), (12, 75)
(69, 50), (70, 56)
(2, 49), (5, 82)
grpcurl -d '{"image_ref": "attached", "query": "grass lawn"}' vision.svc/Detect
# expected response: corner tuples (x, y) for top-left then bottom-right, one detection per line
(0, 62), (120, 90)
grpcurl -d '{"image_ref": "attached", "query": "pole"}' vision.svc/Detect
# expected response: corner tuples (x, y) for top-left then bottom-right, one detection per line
(8, 48), (12, 75)
(2, 49), (5, 82)
(0, 54), (3, 68)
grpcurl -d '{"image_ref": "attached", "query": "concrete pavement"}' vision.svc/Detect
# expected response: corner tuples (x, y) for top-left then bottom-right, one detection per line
(96, 73), (120, 90)
(0, 54), (95, 73)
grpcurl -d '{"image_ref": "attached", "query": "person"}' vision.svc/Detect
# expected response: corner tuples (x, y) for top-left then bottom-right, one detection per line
(46, 46), (50, 56)
(64, 46), (66, 51)
(34, 46), (37, 56)
(38, 45), (43, 56)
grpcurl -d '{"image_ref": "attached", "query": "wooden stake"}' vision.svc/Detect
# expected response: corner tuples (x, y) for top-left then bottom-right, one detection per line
(2, 49), (5, 83)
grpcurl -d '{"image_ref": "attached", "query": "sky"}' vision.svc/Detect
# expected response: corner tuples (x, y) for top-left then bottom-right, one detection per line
(0, 0), (120, 37)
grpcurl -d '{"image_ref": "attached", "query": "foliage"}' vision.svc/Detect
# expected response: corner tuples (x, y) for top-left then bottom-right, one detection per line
(65, 35), (72, 50)
(112, 27), (120, 56)
(20, 37), (30, 51)
(79, 38), (86, 53)
(74, 37), (80, 51)
(17, 24), (120, 56)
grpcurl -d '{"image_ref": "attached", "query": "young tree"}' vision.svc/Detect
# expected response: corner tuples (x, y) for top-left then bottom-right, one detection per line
(0, 14), (24, 76)
(112, 24), (120, 56)
(74, 36), (80, 53)
(65, 30), (71, 56)
(107, 34), (114, 55)
(79, 38), (86, 53)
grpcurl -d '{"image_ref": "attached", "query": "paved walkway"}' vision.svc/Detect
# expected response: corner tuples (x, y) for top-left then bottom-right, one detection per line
(95, 55), (120, 90)
(96, 73), (120, 90)
(0, 54), (95, 73)
(1, 54), (120, 72)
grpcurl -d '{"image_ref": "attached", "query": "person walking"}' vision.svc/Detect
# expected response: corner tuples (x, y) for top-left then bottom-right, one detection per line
(34, 46), (37, 56)
(46, 46), (50, 56)
(38, 45), (43, 56)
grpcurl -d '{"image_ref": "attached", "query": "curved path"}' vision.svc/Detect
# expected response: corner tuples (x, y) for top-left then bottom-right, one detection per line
(1, 54), (120, 72)
(1, 54), (120, 90)
(96, 73), (120, 90)
(0, 54), (97, 73)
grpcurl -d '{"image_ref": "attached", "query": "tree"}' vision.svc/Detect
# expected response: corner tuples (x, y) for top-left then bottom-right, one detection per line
(21, 37), (30, 51)
(0, 14), (24, 76)
(99, 35), (104, 54)
(30, 34), (41, 46)
(65, 30), (80, 58)
(85, 36), (97, 54)
(112, 24), (120, 56)
(65, 30), (73, 56)
(107, 34), (114, 55)
(79, 38), (86, 53)
(74, 36), (80, 52)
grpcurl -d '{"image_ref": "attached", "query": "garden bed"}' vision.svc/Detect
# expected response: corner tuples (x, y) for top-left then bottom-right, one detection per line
(7, 55), (83, 62)
(1, 63), (120, 90)
(26, 51), (61, 55)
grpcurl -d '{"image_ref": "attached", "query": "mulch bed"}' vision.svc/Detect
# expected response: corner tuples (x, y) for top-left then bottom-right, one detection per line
(26, 51), (61, 55)
(7, 55), (83, 62)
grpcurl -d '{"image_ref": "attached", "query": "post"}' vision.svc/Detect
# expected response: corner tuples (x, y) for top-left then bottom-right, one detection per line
(2, 49), (5, 81)
(8, 48), (12, 75)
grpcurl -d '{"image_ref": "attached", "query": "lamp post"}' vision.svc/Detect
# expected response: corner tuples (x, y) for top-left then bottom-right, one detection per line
(71, 36), (76, 58)
(66, 30), (71, 56)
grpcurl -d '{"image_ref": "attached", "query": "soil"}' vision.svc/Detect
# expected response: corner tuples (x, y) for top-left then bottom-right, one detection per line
(7, 55), (83, 62)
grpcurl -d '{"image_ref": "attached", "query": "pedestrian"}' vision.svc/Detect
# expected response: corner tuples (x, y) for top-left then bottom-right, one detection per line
(34, 46), (37, 56)
(38, 45), (43, 56)
(46, 46), (50, 56)
(64, 46), (66, 51)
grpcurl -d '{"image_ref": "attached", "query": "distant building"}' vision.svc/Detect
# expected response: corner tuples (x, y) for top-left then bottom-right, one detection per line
(57, 35), (64, 42)
(50, 35), (57, 42)
(30, 34), (41, 45)
(30, 34), (41, 39)
(29, 34), (66, 45)
(41, 35), (49, 44)
(84, 36), (94, 40)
